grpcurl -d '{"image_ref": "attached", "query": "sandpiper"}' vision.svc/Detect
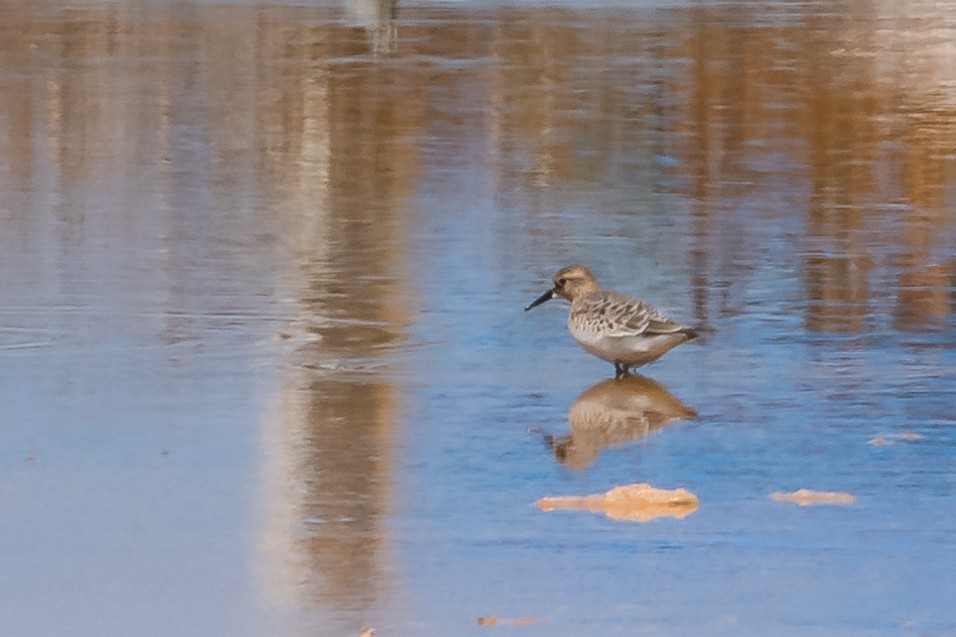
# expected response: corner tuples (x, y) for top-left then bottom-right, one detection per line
(525, 264), (697, 377)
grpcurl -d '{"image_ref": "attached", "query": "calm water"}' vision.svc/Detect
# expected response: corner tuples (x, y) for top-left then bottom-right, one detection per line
(1, 1), (954, 635)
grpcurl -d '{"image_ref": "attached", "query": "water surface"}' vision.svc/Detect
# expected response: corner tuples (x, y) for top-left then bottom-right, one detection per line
(1, 1), (954, 636)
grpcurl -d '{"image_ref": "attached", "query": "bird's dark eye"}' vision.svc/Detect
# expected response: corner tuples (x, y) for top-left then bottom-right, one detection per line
(557, 277), (567, 286)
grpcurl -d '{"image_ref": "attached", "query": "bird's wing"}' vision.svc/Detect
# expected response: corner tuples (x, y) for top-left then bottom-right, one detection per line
(642, 303), (687, 334)
(598, 296), (651, 337)
(601, 295), (684, 337)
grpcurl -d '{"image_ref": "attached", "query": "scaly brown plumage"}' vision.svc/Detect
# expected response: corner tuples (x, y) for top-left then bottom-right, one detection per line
(525, 265), (697, 377)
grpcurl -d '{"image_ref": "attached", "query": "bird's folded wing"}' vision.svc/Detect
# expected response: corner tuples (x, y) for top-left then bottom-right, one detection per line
(641, 300), (686, 334)
(644, 317), (686, 334)
(606, 299), (683, 337)
(604, 300), (651, 337)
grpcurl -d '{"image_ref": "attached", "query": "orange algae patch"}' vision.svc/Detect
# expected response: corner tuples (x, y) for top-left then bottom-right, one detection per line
(477, 616), (549, 627)
(537, 483), (699, 522)
(771, 489), (856, 506)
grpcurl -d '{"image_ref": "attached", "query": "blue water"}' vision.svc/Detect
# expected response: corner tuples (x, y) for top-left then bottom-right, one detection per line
(0, 1), (954, 636)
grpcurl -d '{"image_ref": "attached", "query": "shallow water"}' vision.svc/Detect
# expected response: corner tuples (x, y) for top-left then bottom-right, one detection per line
(1, 1), (954, 635)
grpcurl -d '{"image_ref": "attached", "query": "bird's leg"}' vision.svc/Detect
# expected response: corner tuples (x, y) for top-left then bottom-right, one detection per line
(614, 362), (627, 379)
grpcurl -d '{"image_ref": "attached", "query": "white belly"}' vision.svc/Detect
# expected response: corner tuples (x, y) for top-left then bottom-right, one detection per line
(570, 322), (685, 368)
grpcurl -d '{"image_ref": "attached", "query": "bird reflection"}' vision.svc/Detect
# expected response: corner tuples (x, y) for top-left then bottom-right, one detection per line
(540, 375), (697, 471)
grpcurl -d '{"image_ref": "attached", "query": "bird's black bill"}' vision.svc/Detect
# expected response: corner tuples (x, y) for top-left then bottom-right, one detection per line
(524, 289), (555, 311)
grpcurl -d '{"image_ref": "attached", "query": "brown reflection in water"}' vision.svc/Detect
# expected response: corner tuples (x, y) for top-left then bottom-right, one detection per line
(485, 13), (581, 195)
(0, 2), (418, 621)
(337, 0), (398, 55)
(801, 12), (878, 334)
(540, 375), (697, 471)
(255, 6), (421, 624)
(3, 2), (954, 342)
(894, 122), (956, 332)
(0, 3), (422, 626)
(677, 9), (801, 327)
(670, 7), (956, 334)
(798, 11), (956, 334)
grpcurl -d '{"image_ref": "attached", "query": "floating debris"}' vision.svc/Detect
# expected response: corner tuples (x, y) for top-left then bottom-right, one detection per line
(868, 432), (923, 446)
(359, 627), (375, 637)
(477, 616), (549, 627)
(537, 483), (699, 522)
(771, 489), (856, 506)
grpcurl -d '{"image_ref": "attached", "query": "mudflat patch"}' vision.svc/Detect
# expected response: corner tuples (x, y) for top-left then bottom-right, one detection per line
(537, 483), (699, 522)
(771, 489), (856, 506)
(477, 616), (549, 627)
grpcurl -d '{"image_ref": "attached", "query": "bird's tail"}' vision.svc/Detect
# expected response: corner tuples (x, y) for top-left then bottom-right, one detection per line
(682, 324), (717, 343)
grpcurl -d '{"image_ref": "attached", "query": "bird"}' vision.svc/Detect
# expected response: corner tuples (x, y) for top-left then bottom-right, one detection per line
(525, 264), (697, 377)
